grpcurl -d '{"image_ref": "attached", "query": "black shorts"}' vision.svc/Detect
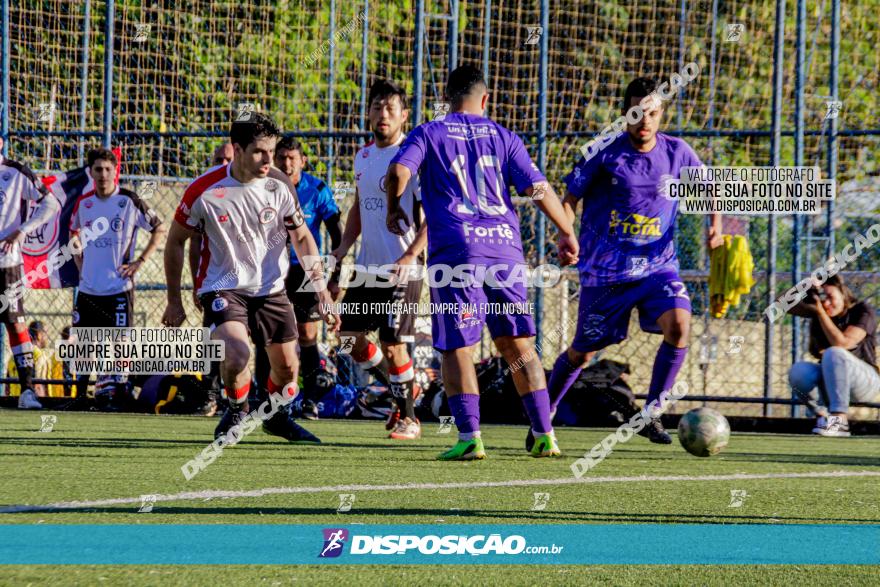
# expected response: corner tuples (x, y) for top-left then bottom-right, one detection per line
(0, 266), (25, 324)
(200, 290), (297, 347)
(73, 290), (134, 328)
(285, 263), (321, 323)
(339, 273), (422, 343)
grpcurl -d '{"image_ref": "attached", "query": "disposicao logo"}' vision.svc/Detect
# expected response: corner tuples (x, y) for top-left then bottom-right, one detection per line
(319, 528), (349, 558)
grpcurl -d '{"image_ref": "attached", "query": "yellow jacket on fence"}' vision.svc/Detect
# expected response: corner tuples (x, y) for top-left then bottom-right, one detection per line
(709, 234), (756, 318)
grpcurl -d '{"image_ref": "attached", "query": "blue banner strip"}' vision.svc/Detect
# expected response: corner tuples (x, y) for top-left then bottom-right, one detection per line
(1, 524), (877, 565)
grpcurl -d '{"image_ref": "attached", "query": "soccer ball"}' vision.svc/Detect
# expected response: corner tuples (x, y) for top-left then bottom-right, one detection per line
(677, 407), (730, 457)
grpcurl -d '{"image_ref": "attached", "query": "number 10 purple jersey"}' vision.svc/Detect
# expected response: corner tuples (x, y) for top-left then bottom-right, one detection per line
(391, 112), (545, 265)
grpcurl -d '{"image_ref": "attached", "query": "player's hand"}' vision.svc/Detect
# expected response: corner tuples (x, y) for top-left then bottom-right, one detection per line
(192, 289), (203, 313)
(392, 252), (418, 285)
(328, 279), (342, 302)
(386, 208), (411, 236)
(317, 292), (340, 333)
(330, 245), (348, 265)
(0, 229), (24, 253)
(557, 232), (579, 267)
(162, 301), (186, 327)
(118, 259), (144, 279)
(707, 226), (725, 250)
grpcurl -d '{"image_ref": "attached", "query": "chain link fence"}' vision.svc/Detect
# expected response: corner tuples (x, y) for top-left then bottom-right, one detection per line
(4, 0), (879, 417)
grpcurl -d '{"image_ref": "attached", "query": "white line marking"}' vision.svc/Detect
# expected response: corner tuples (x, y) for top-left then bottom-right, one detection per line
(2, 470), (878, 514)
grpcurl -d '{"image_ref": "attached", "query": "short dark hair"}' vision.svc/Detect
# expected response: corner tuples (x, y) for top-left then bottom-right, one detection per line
(276, 136), (303, 155)
(445, 65), (487, 104)
(623, 77), (660, 110)
(368, 79), (408, 110)
(230, 112), (281, 149)
(87, 147), (117, 168)
(28, 320), (45, 338)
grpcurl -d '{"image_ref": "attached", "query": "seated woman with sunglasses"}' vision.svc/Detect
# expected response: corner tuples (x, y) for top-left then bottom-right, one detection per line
(787, 274), (879, 437)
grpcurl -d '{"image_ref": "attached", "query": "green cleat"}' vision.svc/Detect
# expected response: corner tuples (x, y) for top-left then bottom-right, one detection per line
(437, 437), (486, 461)
(530, 433), (561, 458)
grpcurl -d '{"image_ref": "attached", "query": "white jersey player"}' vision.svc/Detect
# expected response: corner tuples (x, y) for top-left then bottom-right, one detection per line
(163, 113), (338, 443)
(332, 79), (427, 440)
(0, 137), (60, 409)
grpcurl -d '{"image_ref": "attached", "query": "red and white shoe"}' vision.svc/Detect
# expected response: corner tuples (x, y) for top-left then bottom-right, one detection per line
(385, 406), (401, 431)
(389, 417), (421, 440)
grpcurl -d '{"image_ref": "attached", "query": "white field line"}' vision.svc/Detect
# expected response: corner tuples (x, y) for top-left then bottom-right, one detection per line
(1, 470), (879, 514)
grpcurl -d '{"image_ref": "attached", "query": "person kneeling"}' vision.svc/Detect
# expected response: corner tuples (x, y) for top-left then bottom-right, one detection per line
(787, 274), (879, 437)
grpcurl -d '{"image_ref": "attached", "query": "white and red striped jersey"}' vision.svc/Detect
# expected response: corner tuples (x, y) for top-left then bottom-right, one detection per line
(354, 135), (420, 270)
(0, 154), (60, 269)
(175, 164), (305, 296)
(70, 186), (162, 295)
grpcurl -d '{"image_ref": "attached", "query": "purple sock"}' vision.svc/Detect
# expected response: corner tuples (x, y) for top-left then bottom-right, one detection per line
(647, 341), (689, 404)
(548, 352), (583, 412)
(521, 389), (553, 434)
(447, 393), (480, 439)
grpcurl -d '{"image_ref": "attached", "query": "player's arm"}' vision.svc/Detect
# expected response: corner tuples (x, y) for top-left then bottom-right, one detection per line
(815, 303), (868, 350)
(162, 220), (196, 327)
(120, 220), (166, 279)
(385, 163), (412, 236)
(524, 181), (579, 266)
(2, 170), (60, 252)
(324, 213), (343, 252)
(187, 234), (204, 311)
(288, 220), (340, 332)
(386, 127), (426, 236)
(707, 213), (724, 249)
(188, 234), (202, 282)
(562, 191), (579, 227)
(323, 212), (344, 298)
(69, 202), (84, 273)
(333, 189), (361, 261)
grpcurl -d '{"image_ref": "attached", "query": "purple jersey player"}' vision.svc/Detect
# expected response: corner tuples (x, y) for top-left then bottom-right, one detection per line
(386, 65), (579, 461)
(542, 77), (724, 447)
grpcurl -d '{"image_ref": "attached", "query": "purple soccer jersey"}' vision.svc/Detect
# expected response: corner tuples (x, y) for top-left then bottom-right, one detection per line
(391, 112), (546, 265)
(564, 132), (703, 286)
(391, 112), (544, 351)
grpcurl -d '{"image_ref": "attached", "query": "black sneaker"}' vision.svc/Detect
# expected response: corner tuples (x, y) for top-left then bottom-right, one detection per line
(525, 428), (535, 452)
(262, 411), (321, 443)
(214, 405), (249, 440)
(640, 417), (672, 444)
(301, 399), (319, 421)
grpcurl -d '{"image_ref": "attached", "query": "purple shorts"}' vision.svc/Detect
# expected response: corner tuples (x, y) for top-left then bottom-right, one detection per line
(572, 271), (692, 352)
(430, 263), (536, 351)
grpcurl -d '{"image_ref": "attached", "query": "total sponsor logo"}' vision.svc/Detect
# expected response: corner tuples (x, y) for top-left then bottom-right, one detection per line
(318, 528), (563, 557)
(608, 209), (662, 238)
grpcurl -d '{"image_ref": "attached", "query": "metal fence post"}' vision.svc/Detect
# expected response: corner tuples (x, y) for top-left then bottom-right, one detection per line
(676, 0), (687, 130)
(358, 0), (369, 145)
(481, 0), (491, 117)
(447, 0), (459, 72)
(1, 0), (9, 156)
(102, 0), (114, 148)
(534, 0), (549, 352)
(764, 0), (787, 417)
(79, 0), (91, 166)
(792, 0), (806, 416)
(327, 0), (336, 187)
(0, 0), (8, 393)
(826, 0), (839, 255)
(413, 0), (425, 126)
